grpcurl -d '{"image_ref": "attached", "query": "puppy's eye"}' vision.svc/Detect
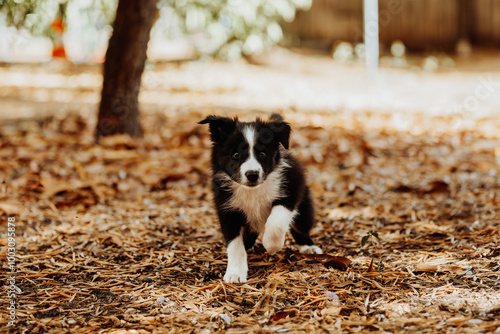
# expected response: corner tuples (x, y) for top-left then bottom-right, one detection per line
(259, 152), (266, 159)
(232, 152), (240, 159)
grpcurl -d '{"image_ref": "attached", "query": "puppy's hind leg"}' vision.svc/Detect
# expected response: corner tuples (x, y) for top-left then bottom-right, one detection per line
(243, 225), (258, 251)
(291, 192), (322, 255)
(291, 229), (323, 254)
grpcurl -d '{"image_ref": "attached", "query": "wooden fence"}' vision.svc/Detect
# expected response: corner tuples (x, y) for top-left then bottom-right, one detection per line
(286, 0), (500, 50)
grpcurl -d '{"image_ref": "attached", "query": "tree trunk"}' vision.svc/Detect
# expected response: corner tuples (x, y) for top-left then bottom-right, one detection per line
(96, 0), (157, 139)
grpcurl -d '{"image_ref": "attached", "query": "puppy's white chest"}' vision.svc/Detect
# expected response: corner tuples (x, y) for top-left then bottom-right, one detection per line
(227, 172), (283, 233)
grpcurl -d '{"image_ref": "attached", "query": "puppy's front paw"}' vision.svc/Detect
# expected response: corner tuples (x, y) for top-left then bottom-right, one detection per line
(263, 205), (294, 254)
(299, 245), (323, 254)
(263, 229), (285, 255)
(223, 269), (247, 283)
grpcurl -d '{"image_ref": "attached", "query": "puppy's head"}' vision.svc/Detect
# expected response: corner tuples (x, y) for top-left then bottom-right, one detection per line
(199, 114), (291, 187)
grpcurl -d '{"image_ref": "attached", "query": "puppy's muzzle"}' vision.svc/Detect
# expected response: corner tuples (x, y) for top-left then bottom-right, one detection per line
(245, 170), (260, 186)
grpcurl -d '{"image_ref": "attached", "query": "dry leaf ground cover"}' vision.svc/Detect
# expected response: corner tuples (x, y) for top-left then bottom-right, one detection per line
(1, 61), (500, 334)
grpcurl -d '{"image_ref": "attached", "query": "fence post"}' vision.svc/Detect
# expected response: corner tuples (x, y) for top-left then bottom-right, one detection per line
(364, 0), (379, 77)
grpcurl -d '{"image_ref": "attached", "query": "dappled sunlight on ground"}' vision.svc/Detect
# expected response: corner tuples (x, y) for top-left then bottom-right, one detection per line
(0, 105), (499, 332)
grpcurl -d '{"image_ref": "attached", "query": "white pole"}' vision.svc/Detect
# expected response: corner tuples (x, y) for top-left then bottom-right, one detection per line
(364, 0), (379, 77)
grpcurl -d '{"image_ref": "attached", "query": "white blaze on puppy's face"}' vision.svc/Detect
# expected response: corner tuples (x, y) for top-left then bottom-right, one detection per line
(240, 126), (263, 186)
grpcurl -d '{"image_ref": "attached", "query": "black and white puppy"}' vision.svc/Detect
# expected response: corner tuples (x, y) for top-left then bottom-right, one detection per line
(199, 114), (322, 283)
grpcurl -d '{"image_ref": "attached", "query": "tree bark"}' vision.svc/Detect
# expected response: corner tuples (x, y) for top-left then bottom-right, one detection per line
(96, 0), (157, 139)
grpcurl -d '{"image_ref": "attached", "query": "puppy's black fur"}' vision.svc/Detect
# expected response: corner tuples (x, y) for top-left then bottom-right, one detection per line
(199, 114), (320, 283)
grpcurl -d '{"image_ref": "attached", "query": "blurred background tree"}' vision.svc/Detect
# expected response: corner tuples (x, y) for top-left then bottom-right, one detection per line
(0, 0), (312, 138)
(0, 0), (312, 61)
(96, 0), (157, 139)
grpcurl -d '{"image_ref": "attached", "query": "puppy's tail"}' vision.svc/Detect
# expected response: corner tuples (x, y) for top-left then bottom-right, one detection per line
(269, 113), (284, 121)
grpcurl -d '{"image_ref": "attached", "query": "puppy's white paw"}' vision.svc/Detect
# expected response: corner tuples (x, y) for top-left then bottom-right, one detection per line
(263, 229), (285, 255)
(263, 206), (295, 255)
(223, 269), (247, 283)
(299, 245), (323, 254)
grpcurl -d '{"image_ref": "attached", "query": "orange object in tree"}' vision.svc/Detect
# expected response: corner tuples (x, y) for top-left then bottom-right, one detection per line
(51, 13), (66, 59)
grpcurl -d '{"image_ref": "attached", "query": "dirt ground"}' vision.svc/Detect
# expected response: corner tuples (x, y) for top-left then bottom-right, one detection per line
(1, 53), (500, 333)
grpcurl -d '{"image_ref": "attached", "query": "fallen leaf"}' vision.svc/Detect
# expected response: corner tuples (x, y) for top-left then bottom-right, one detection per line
(321, 307), (342, 317)
(151, 173), (188, 190)
(391, 184), (414, 193)
(415, 263), (438, 272)
(390, 180), (449, 195)
(102, 149), (140, 161)
(366, 258), (376, 273)
(303, 254), (352, 270)
(184, 301), (199, 313)
(271, 309), (297, 321)
(415, 263), (465, 274)
(0, 203), (22, 215)
(423, 180), (449, 194)
(102, 234), (124, 247)
(99, 134), (138, 149)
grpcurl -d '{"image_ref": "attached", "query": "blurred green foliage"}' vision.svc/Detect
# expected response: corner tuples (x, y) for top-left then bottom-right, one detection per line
(160, 0), (312, 60)
(0, 0), (116, 39)
(1, 0), (59, 38)
(0, 0), (311, 59)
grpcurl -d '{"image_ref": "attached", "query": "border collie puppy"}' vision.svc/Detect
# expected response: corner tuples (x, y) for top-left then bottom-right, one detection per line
(199, 114), (322, 283)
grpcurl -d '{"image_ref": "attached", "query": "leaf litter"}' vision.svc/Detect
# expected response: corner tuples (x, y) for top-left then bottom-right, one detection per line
(0, 107), (499, 333)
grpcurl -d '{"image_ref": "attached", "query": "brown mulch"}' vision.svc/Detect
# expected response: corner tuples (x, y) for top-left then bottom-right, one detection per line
(1, 109), (500, 334)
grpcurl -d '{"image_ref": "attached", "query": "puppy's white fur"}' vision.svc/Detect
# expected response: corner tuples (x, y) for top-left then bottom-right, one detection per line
(262, 205), (297, 254)
(218, 158), (288, 233)
(240, 126), (263, 183)
(224, 231), (247, 283)
(298, 244), (323, 254)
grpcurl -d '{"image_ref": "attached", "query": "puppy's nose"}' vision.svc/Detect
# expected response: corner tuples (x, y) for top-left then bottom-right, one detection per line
(245, 170), (259, 183)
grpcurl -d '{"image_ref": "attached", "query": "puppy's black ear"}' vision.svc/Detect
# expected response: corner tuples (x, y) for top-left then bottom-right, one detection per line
(198, 115), (237, 143)
(269, 120), (291, 149)
(269, 113), (284, 121)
